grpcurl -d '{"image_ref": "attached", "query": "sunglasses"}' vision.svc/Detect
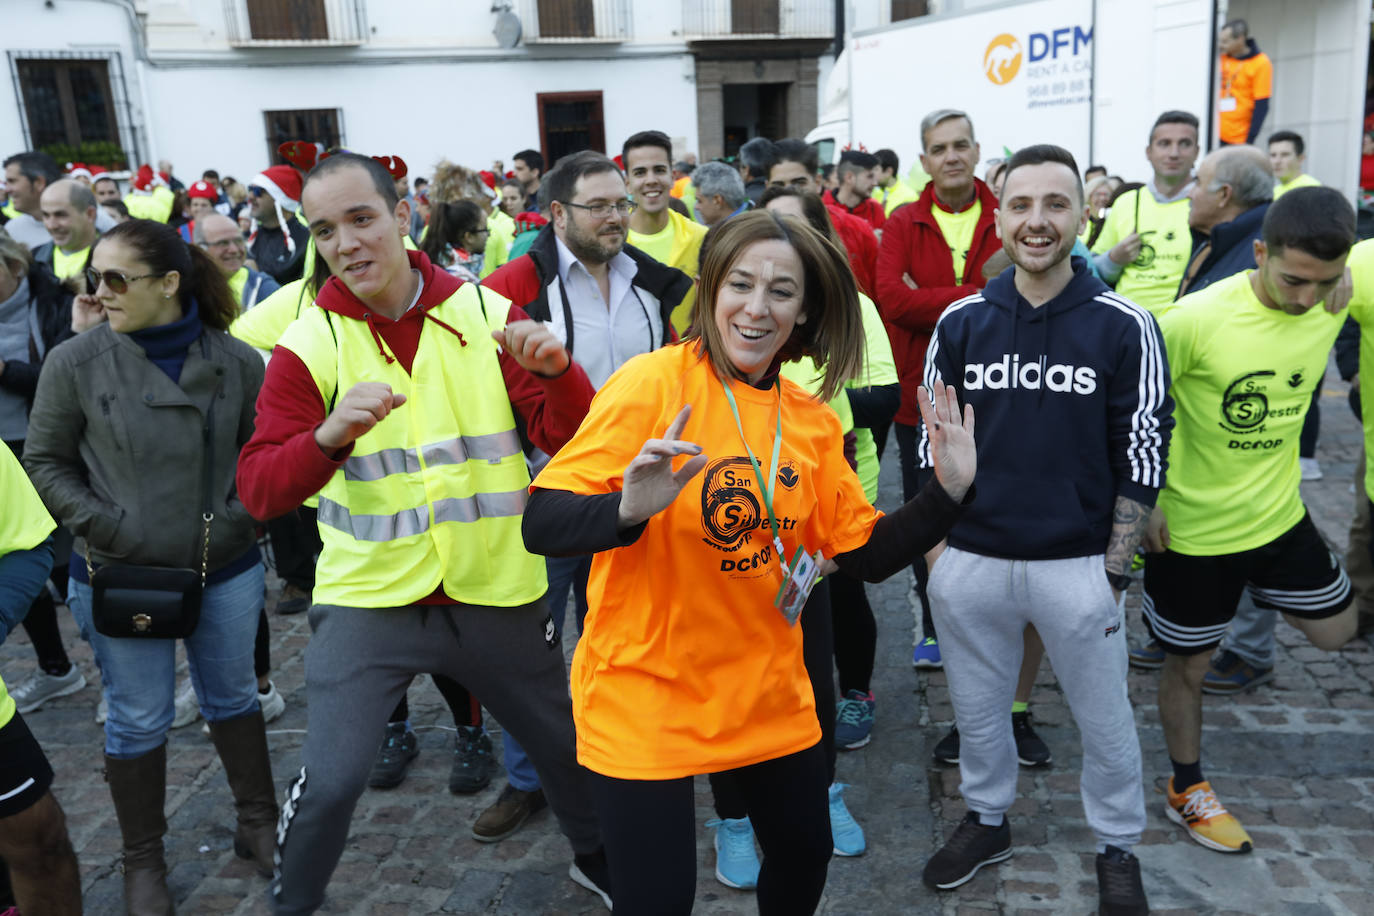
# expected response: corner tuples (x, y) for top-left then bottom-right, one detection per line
(85, 268), (168, 295)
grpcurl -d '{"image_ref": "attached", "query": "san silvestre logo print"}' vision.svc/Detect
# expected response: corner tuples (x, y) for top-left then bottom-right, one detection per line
(699, 456), (802, 576)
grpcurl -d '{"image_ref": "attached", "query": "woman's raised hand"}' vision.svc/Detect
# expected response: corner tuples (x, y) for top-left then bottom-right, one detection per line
(617, 405), (708, 529)
(917, 379), (976, 502)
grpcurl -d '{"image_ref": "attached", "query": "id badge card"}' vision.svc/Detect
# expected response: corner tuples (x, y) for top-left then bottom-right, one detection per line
(774, 544), (822, 626)
(1218, 96), (1237, 112)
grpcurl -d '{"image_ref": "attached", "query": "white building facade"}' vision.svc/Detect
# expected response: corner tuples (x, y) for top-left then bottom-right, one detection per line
(6, 0), (841, 183)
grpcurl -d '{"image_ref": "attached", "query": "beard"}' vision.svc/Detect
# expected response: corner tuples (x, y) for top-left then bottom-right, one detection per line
(562, 219), (624, 265)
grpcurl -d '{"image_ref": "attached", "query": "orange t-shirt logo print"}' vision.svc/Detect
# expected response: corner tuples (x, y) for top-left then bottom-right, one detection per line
(984, 34), (1023, 85)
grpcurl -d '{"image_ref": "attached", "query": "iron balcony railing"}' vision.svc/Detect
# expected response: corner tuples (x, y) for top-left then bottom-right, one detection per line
(682, 0), (833, 39)
(518, 0), (631, 43)
(223, 0), (367, 47)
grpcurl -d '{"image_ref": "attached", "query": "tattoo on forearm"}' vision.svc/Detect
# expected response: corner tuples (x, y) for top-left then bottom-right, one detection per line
(1105, 496), (1150, 575)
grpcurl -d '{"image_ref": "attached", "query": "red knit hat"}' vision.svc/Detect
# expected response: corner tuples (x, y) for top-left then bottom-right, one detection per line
(187, 180), (218, 201)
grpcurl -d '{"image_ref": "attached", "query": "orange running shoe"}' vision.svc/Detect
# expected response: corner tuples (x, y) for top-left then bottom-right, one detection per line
(1165, 778), (1253, 853)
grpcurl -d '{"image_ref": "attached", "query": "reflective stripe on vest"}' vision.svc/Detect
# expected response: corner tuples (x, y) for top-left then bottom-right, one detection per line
(278, 281), (546, 609)
(317, 488), (528, 541)
(342, 430), (523, 482)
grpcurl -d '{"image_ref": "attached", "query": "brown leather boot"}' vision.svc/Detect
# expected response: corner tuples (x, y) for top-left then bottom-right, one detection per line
(105, 745), (175, 916)
(207, 710), (279, 877)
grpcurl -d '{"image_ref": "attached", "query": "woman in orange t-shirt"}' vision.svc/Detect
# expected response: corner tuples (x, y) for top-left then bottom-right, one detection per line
(524, 210), (976, 915)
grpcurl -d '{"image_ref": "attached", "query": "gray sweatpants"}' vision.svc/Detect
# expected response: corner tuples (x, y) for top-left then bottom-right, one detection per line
(270, 598), (600, 915)
(926, 547), (1146, 851)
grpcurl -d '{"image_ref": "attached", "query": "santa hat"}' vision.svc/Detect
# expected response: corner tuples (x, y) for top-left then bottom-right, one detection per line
(248, 164), (304, 256)
(187, 180), (219, 201)
(66, 162), (92, 181)
(89, 165), (109, 179)
(132, 164), (155, 191)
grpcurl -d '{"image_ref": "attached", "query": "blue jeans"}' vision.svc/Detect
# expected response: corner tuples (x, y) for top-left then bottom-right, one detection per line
(505, 555), (589, 791)
(1220, 591), (1276, 669)
(68, 563), (265, 758)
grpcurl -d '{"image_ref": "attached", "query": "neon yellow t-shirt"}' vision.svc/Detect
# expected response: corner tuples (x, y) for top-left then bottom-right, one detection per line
(931, 200), (982, 283)
(1342, 241), (1374, 500)
(52, 245), (89, 280)
(1273, 174), (1321, 199)
(872, 179), (919, 218)
(628, 219), (675, 267)
(1091, 187), (1192, 312)
(1157, 271), (1345, 555)
(1, 443), (56, 729)
(850, 293), (898, 503)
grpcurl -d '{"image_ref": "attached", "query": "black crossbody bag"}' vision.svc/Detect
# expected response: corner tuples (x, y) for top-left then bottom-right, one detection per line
(87, 370), (218, 639)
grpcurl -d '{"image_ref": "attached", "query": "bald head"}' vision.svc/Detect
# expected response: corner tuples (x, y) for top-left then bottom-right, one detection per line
(40, 178), (99, 252)
(1188, 144), (1274, 232)
(196, 212), (249, 277)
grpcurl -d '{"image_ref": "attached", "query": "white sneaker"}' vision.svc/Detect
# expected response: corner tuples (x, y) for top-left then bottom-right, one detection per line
(10, 666), (86, 714)
(259, 681), (286, 723)
(1299, 457), (1324, 481)
(171, 679), (201, 729)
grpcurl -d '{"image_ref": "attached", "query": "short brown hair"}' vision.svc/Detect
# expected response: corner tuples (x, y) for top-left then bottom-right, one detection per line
(686, 210), (863, 402)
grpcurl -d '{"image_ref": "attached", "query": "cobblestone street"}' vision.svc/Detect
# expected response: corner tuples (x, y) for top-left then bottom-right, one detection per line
(5, 360), (1374, 915)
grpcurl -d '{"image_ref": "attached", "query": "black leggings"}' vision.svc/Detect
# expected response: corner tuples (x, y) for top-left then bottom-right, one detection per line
(387, 675), (479, 727)
(592, 743), (832, 916)
(712, 582), (835, 818)
(829, 571), (876, 695)
(254, 608), (270, 680)
(894, 422), (936, 638)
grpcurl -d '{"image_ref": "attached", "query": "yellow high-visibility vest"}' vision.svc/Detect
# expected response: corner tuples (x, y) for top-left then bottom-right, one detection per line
(278, 283), (546, 608)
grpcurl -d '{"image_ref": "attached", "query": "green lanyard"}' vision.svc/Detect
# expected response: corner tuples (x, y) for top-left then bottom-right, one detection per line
(720, 377), (785, 558)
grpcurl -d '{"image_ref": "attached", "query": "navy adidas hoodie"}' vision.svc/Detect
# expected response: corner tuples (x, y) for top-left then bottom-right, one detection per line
(918, 257), (1174, 560)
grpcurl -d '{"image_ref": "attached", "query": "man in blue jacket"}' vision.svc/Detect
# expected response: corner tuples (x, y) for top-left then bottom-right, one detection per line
(1177, 145), (1273, 298)
(918, 145), (1173, 916)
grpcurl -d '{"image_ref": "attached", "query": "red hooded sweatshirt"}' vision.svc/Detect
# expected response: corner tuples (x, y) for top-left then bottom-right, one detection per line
(237, 249), (595, 531)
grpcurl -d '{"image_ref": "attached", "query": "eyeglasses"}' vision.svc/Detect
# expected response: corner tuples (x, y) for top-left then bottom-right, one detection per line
(562, 199), (636, 219)
(85, 268), (168, 295)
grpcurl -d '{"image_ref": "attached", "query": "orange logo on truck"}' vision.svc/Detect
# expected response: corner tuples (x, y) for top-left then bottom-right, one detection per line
(983, 34), (1023, 85)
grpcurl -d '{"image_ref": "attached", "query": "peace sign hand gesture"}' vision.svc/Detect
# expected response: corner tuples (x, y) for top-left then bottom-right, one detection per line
(617, 405), (709, 530)
(917, 379), (976, 502)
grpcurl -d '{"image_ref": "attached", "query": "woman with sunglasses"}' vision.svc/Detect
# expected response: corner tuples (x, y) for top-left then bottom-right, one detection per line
(524, 211), (977, 914)
(22, 218), (279, 914)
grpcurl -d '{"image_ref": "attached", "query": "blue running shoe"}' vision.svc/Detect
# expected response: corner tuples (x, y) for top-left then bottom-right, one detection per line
(829, 783), (866, 856)
(912, 636), (943, 669)
(836, 690), (876, 749)
(706, 817), (760, 889)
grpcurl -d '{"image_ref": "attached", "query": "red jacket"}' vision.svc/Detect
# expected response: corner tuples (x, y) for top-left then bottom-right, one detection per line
(823, 201), (878, 298)
(823, 188), (886, 232)
(876, 178), (1000, 425)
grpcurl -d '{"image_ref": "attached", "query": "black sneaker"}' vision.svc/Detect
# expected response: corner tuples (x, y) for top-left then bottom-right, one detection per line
(569, 846), (613, 910)
(472, 784), (547, 842)
(449, 725), (493, 794)
(932, 724), (960, 764)
(1096, 845), (1149, 915)
(367, 722), (419, 789)
(1012, 710), (1052, 767)
(922, 811), (1013, 890)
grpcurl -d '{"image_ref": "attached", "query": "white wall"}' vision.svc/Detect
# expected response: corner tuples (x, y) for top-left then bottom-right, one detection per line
(142, 54), (699, 181)
(1227, 0), (1371, 199)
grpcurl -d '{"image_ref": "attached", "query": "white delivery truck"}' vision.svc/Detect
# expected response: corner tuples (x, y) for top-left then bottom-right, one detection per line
(808, 0), (1370, 200)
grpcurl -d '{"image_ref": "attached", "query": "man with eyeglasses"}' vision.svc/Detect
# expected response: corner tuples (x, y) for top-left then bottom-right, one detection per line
(195, 213), (280, 311)
(478, 149), (691, 844)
